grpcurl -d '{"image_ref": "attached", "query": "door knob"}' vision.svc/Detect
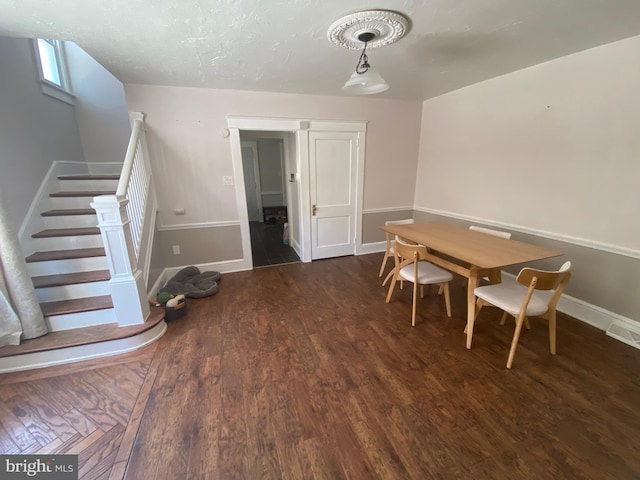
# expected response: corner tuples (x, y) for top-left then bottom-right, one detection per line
(312, 204), (317, 216)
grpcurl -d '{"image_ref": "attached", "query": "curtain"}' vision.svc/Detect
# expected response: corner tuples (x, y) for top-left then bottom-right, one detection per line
(0, 187), (48, 347)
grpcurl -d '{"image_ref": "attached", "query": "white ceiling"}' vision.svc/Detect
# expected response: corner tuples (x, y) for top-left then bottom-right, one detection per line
(2, 0), (640, 101)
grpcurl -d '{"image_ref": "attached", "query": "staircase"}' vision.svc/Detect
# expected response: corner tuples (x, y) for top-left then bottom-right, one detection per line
(25, 173), (120, 331)
(2, 114), (166, 373)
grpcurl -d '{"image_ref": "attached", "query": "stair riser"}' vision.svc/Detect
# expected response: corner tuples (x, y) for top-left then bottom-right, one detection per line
(27, 256), (109, 276)
(43, 215), (98, 229)
(45, 308), (116, 331)
(29, 235), (104, 252)
(35, 281), (111, 303)
(57, 179), (120, 191)
(50, 196), (109, 210)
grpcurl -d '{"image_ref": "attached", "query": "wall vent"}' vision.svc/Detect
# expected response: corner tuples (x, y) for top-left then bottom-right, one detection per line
(606, 320), (640, 350)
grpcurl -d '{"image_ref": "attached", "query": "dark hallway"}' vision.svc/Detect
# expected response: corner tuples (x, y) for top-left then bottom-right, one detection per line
(249, 221), (300, 267)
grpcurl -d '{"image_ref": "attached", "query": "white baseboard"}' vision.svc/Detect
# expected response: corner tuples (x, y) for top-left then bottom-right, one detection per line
(0, 321), (167, 374)
(357, 241), (385, 255)
(148, 258), (252, 298)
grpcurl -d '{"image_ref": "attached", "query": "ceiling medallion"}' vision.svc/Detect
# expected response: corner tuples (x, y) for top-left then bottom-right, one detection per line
(327, 10), (410, 50)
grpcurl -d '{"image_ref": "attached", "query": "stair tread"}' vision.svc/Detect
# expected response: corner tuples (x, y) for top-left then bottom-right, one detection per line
(33, 270), (111, 288)
(41, 209), (96, 217)
(0, 307), (164, 358)
(50, 190), (116, 197)
(32, 227), (101, 238)
(26, 247), (105, 263)
(40, 295), (113, 316)
(58, 174), (120, 180)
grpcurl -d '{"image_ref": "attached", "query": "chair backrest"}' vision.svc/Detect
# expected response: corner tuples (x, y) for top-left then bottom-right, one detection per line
(516, 261), (571, 311)
(384, 219), (416, 250)
(385, 218), (415, 227)
(394, 236), (428, 263)
(469, 225), (512, 239)
(516, 261), (571, 290)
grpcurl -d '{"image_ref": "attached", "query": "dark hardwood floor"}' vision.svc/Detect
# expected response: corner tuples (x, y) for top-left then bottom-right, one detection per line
(1, 253), (639, 479)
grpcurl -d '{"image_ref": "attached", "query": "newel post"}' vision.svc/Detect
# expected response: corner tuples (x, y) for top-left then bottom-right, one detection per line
(91, 195), (149, 326)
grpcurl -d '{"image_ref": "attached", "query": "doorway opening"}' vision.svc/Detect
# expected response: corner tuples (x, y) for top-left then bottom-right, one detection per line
(240, 132), (300, 268)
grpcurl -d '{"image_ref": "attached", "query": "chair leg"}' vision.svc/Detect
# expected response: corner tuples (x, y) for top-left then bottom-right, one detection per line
(378, 251), (390, 277)
(411, 281), (418, 326)
(442, 282), (451, 317)
(506, 314), (527, 369)
(420, 284), (425, 298)
(499, 311), (508, 325)
(548, 311), (557, 355)
(382, 269), (394, 287)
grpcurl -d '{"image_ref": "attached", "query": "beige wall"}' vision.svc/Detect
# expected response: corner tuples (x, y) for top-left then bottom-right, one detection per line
(0, 37), (84, 232)
(156, 226), (243, 269)
(414, 35), (640, 323)
(415, 35), (640, 252)
(65, 41), (130, 164)
(123, 85), (423, 229)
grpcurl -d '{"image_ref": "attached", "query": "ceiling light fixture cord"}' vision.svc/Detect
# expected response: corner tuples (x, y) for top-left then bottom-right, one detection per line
(355, 41), (370, 75)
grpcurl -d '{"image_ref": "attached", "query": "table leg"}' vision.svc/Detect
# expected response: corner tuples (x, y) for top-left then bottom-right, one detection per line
(487, 268), (502, 285)
(466, 267), (480, 349)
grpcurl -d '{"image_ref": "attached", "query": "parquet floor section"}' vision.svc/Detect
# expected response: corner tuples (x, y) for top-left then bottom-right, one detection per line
(1, 253), (640, 479)
(0, 346), (157, 480)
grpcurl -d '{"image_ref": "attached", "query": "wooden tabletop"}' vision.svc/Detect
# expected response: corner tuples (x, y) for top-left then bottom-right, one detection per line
(381, 221), (563, 269)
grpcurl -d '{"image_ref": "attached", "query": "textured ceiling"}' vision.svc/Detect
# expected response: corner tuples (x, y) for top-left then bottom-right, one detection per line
(2, 0), (640, 100)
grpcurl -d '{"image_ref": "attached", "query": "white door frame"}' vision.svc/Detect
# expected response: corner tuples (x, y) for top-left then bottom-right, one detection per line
(227, 116), (366, 269)
(240, 141), (263, 222)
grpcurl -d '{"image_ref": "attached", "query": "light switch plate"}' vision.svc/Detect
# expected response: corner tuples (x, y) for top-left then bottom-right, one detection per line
(222, 175), (234, 186)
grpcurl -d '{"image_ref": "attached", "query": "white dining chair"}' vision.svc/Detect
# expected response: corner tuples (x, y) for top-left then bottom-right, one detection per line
(472, 261), (572, 368)
(386, 236), (454, 326)
(461, 226), (514, 321)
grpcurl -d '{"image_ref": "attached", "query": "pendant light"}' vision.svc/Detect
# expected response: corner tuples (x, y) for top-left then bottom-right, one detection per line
(327, 10), (410, 96)
(341, 32), (389, 95)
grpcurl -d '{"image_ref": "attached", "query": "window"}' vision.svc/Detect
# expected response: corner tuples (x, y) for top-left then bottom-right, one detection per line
(33, 38), (74, 104)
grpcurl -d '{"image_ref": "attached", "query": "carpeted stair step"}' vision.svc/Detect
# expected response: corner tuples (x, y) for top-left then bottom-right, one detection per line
(41, 208), (96, 217)
(50, 190), (116, 197)
(32, 227), (101, 238)
(32, 270), (111, 289)
(58, 174), (120, 181)
(40, 295), (113, 317)
(25, 247), (105, 263)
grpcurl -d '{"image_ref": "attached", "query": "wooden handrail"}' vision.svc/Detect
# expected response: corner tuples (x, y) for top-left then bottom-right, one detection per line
(116, 112), (145, 197)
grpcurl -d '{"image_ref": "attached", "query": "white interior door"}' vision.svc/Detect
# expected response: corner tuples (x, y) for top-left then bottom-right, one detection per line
(309, 131), (358, 259)
(241, 141), (262, 222)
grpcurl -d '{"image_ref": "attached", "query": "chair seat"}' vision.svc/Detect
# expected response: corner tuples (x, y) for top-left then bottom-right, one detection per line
(399, 261), (454, 284)
(474, 280), (549, 317)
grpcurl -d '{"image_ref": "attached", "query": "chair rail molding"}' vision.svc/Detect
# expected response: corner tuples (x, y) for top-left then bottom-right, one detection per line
(414, 207), (640, 259)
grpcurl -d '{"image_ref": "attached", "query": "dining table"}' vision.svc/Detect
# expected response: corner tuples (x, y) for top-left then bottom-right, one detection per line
(380, 221), (564, 348)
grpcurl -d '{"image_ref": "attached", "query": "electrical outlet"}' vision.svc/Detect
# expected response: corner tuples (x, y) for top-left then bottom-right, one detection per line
(172, 245), (181, 255)
(222, 175), (234, 186)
